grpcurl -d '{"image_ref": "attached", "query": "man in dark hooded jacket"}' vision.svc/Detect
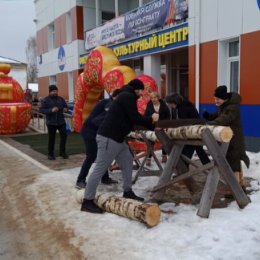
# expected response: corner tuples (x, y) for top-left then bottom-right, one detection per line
(203, 85), (250, 187)
(166, 93), (210, 165)
(81, 79), (159, 214)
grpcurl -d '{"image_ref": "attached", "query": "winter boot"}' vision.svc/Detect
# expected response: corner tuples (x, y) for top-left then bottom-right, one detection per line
(123, 190), (144, 202)
(145, 158), (151, 167)
(161, 155), (167, 163)
(81, 199), (103, 214)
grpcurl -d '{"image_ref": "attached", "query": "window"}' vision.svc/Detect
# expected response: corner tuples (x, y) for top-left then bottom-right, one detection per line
(49, 75), (56, 85)
(228, 40), (239, 92)
(101, 11), (115, 24)
(218, 38), (240, 93)
(66, 12), (72, 43)
(48, 23), (55, 50)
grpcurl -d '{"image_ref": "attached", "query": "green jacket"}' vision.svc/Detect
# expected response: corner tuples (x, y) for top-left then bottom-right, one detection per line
(207, 92), (250, 171)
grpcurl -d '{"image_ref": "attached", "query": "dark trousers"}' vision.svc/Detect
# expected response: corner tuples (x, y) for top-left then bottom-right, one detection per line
(148, 141), (167, 158)
(77, 129), (109, 183)
(182, 145), (210, 165)
(47, 124), (67, 156)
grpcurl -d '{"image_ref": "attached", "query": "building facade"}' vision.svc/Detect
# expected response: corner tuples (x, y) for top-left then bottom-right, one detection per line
(34, 0), (260, 151)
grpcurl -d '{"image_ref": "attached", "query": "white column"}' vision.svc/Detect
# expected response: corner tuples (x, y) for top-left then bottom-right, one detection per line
(195, 0), (201, 111)
(115, 0), (119, 17)
(165, 55), (172, 95)
(139, 0), (143, 7)
(95, 0), (100, 26)
(143, 55), (161, 89)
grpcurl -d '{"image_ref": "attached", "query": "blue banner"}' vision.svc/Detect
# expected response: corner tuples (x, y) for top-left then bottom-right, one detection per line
(124, 0), (170, 38)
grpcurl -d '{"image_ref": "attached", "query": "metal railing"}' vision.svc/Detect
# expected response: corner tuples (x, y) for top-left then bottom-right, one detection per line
(30, 107), (74, 133)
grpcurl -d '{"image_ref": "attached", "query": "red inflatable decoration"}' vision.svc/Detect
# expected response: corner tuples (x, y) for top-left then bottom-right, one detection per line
(136, 74), (157, 115)
(73, 46), (158, 132)
(0, 63), (31, 134)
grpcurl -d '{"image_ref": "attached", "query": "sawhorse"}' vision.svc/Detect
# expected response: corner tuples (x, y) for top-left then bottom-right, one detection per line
(152, 129), (251, 218)
(127, 132), (163, 184)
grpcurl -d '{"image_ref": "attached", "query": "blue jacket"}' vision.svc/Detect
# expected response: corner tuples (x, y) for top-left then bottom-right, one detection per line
(81, 98), (112, 137)
(40, 95), (67, 125)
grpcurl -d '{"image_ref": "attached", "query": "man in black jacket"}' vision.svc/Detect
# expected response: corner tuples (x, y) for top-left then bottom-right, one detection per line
(40, 85), (68, 160)
(81, 79), (159, 214)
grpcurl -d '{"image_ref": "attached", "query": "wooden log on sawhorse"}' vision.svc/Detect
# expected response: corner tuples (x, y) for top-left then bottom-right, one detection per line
(154, 129), (201, 200)
(152, 128), (250, 218)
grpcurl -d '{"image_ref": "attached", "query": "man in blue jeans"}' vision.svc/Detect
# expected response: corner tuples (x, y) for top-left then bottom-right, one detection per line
(75, 89), (121, 189)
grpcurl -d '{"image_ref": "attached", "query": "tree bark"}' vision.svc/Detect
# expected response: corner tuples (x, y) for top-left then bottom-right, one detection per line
(75, 190), (161, 227)
(96, 194), (161, 227)
(129, 125), (233, 143)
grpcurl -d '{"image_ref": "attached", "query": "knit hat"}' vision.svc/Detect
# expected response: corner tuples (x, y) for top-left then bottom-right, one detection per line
(49, 84), (58, 93)
(128, 79), (144, 90)
(214, 85), (228, 100)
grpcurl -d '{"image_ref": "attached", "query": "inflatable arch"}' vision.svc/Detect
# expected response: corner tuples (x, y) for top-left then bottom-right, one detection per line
(73, 46), (157, 132)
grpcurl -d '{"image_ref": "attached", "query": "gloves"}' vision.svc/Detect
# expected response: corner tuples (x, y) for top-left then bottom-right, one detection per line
(202, 110), (210, 120)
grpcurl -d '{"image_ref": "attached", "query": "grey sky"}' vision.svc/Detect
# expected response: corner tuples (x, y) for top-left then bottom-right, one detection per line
(0, 0), (36, 63)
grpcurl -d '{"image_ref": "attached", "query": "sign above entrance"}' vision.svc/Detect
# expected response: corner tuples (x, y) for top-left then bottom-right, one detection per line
(111, 22), (188, 60)
(84, 0), (188, 50)
(79, 22), (188, 67)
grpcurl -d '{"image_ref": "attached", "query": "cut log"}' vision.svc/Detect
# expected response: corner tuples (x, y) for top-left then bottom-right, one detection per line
(96, 194), (161, 227)
(166, 125), (233, 143)
(129, 125), (233, 143)
(75, 191), (161, 227)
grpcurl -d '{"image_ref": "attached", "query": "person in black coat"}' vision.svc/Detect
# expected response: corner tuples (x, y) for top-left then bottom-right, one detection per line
(40, 85), (68, 160)
(165, 93), (210, 165)
(75, 90), (121, 189)
(81, 79), (159, 214)
(144, 91), (170, 164)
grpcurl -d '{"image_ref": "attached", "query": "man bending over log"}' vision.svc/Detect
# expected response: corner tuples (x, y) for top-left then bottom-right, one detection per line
(81, 79), (159, 214)
(165, 93), (210, 165)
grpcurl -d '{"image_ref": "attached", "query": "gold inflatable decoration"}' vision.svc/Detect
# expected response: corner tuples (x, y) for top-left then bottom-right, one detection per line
(0, 64), (31, 134)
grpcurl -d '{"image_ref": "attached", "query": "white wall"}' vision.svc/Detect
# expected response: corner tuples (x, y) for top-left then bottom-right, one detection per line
(35, 0), (79, 30)
(189, 0), (260, 45)
(37, 40), (81, 77)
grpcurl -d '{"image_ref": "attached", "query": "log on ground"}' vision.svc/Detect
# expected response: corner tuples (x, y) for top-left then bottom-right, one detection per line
(75, 191), (161, 227)
(96, 194), (161, 227)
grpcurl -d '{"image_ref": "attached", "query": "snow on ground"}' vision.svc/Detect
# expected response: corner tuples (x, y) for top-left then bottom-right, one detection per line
(26, 152), (260, 260)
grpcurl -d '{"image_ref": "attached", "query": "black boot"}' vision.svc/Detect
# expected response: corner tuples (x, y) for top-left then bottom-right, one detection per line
(101, 177), (118, 185)
(81, 199), (103, 214)
(60, 153), (69, 159)
(123, 190), (144, 202)
(48, 154), (56, 160)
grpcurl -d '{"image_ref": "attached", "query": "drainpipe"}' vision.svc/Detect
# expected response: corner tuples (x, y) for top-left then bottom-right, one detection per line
(115, 0), (119, 17)
(95, 0), (100, 26)
(195, 0), (201, 111)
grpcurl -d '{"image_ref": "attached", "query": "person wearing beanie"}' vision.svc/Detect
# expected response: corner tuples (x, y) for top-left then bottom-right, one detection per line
(203, 85), (250, 190)
(40, 84), (69, 160)
(81, 79), (159, 214)
(165, 93), (210, 192)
